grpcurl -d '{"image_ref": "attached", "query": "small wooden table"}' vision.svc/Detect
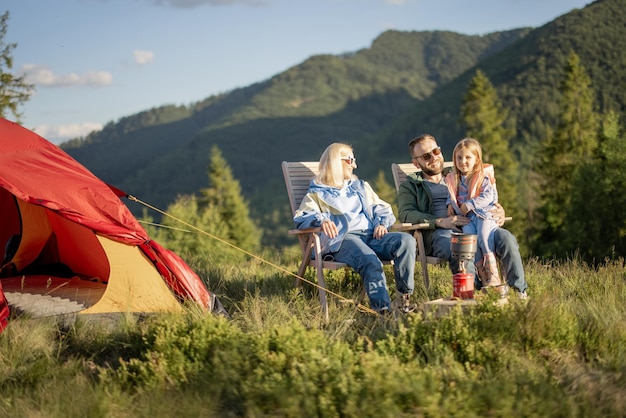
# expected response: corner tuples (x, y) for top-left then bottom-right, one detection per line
(422, 296), (508, 318)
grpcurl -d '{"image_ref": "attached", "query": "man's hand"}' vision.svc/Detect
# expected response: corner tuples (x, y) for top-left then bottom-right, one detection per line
(491, 203), (506, 227)
(438, 215), (469, 232)
(321, 220), (338, 238)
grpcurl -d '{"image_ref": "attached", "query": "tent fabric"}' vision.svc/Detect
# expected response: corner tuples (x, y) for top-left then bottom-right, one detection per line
(0, 281), (8, 332)
(80, 236), (184, 314)
(0, 118), (213, 318)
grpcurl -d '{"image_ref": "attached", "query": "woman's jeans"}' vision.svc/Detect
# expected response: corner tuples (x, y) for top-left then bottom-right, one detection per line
(328, 230), (416, 312)
(431, 227), (527, 293)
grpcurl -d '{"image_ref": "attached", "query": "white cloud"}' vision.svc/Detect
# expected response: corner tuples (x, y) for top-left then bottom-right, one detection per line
(33, 123), (103, 143)
(385, 0), (406, 5)
(21, 64), (113, 87)
(134, 50), (154, 65)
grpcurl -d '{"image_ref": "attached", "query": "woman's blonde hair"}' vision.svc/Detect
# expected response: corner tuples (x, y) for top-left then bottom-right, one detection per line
(451, 138), (485, 191)
(317, 142), (355, 188)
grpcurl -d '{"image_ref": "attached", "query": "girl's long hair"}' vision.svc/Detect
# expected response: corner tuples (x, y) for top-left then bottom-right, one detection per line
(451, 138), (485, 198)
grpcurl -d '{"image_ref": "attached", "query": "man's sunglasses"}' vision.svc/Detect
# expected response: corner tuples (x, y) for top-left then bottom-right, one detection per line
(342, 156), (356, 165)
(413, 147), (441, 161)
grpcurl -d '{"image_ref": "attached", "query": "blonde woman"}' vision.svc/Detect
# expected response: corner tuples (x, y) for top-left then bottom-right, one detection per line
(294, 143), (417, 315)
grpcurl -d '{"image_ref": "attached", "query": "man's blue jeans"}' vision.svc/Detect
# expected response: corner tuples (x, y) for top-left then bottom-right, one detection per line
(328, 230), (416, 312)
(431, 228), (527, 293)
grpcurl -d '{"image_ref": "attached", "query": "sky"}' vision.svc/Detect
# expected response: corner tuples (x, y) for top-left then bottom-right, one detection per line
(5, 0), (592, 144)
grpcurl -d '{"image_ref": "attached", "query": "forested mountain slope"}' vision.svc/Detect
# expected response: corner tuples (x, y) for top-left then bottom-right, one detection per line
(63, 29), (529, 209)
(60, 0), (626, 248)
(378, 0), (625, 166)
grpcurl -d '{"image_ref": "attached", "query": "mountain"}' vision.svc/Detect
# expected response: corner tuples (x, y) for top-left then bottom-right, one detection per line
(62, 29), (529, 205)
(61, 0), (626, 247)
(379, 0), (626, 164)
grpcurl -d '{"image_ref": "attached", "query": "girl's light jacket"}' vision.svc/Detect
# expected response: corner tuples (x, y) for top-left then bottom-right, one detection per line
(445, 163), (497, 220)
(293, 178), (396, 254)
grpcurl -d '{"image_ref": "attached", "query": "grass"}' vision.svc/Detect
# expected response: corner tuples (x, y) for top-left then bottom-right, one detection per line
(0, 252), (625, 417)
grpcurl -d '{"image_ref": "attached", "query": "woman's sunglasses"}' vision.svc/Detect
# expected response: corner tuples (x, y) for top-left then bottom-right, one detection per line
(341, 156), (356, 165)
(413, 147), (441, 161)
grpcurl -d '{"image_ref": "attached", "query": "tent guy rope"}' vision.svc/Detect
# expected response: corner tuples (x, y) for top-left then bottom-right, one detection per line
(126, 194), (379, 316)
(138, 220), (192, 233)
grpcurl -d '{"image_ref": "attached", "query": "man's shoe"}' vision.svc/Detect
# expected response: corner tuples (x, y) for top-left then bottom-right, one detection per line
(517, 290), (528, 300)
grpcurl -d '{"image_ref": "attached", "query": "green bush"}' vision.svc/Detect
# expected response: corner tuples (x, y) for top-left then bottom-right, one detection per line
(2, 258), (626, 417)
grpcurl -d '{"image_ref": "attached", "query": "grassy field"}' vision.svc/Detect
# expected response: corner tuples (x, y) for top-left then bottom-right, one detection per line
(1, 250), (625, 417)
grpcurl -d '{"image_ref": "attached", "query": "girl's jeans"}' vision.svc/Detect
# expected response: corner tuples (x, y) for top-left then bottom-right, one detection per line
(431, 227), (527, 293)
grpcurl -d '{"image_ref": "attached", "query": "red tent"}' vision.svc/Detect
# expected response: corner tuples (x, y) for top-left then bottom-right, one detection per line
(0, 118), (216, 328)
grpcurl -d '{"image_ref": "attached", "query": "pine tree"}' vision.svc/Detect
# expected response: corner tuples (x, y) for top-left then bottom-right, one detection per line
(564, 112), (626, 262)
(460, 70), (522, 239)
(536, 52), (599, 256)
(147, 194), (233, 262)
(0, 11), (33, 121)
(200, 146), (261, 252)
(142, 147), (261, 264)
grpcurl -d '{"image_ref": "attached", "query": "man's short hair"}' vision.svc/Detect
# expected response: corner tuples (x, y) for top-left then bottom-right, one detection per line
(408, 134), (436, 156)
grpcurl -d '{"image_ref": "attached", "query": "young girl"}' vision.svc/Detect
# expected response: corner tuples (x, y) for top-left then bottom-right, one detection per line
(445, 138), (505, 294)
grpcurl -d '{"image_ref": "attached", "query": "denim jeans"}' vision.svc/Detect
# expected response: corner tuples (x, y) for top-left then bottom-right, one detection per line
(328, 230), (416, 312)
(493, 228), (527, 293)
(431, 228), (527, 293)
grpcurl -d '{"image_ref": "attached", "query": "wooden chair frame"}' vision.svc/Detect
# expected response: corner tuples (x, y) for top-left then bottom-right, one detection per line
(282, 161), (419, 320)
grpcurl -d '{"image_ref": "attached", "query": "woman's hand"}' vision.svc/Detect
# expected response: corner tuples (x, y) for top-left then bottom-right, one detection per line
(373, 225), (388, 239)
(321, 219), (338, 238)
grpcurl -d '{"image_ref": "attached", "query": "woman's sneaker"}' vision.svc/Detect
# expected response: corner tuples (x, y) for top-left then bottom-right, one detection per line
(378, 307), (393, 318)
(393, 292), (417, 314)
